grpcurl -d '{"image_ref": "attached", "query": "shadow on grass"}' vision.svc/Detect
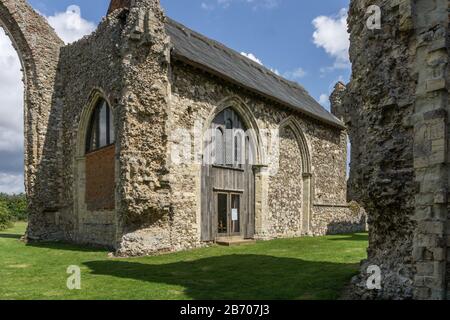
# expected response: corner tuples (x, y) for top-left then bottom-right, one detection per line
(328, 233), (368, 242)
(84, 255), (359, 300)
(26, 241), (109, 253)
(0, 233), (22, 239)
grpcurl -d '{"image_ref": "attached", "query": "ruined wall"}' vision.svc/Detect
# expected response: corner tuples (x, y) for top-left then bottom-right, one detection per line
(410, 0), (449, 300)
(344, 0), (450, 299)
(55, 0), (174, 252)
(114, 0), (175, 256)
(0, 0), (63, 240)
(343, 0), (417, 299)
(163, 60), (361, 247)
(267, 126), (304, 237)
(10, 0), (365, 256)
(56, 10), (126, 247)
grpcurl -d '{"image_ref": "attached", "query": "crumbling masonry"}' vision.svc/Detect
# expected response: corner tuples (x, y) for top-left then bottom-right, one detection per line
(333, 0), (450, 299)
(5, 0), (450, 300)
(0, 0), (364, 258)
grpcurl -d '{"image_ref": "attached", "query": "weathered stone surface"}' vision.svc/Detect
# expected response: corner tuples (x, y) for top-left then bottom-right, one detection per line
(1, 0), (364, 258)
(342, 0), (450, 300)
(108, 0), (132, 14)
(0, 0), (64, 240)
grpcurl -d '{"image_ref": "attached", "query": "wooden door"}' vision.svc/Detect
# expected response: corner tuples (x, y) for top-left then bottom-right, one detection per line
(201, 108), (255, 241)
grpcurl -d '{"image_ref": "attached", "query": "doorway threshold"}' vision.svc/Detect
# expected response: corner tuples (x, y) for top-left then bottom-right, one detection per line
(215, 237), (256, 247)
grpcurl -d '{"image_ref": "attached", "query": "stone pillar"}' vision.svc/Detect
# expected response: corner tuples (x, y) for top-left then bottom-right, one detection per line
(302, 173), (312, 234)
(254, 165), (269, 239)
(0, 0), (64, 240)
(115, 0), (174, 255)
(330, 81), (347, 122)
(345, 0), (417, 299)
(345, 0), (450, 299)
(411, 0), (449, 300)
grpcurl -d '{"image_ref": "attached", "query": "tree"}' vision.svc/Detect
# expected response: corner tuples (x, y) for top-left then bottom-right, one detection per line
(0, 199), (13, 231)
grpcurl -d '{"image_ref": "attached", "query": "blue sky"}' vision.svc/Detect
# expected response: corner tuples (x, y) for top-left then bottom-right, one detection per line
(0, 0), (350, 193)
(29, 0), (350, 104)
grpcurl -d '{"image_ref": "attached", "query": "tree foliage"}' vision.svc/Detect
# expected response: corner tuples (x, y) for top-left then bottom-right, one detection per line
(0, 193), (28, 223)
(0, 199), (13, 231)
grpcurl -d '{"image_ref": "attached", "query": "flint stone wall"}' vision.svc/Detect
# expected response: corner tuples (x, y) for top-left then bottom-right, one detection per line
(162, 61), (364, 244)
(0, 0), (64, 240)
(341, 0), (450, 299)
(56, 12), (126, 247)
(1, 0), (365, 257)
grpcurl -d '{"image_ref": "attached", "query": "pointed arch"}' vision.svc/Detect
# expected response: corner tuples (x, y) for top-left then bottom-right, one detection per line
(0, 0), (63, 239)
(74, 88), (117, 239)
(201, 96), (262, 241)
(0, 1), (63, 190)
(76, 88), (115, 157)
(278, 116), (313, 234)
(279, 116), (312, 174)
(203, 95), (264, 165)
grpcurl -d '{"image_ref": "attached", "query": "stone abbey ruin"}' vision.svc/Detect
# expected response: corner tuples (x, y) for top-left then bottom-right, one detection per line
(334, 0), (450, 300)
(1, 0), (450, 300)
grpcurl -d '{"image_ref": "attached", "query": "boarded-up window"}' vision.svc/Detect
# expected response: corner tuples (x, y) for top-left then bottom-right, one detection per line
(85, 145), (115, 211)
(85, 98), (115, 211)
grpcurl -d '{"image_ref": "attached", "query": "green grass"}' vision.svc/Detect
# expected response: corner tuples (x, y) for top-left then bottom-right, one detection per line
(0, 223), (368, 300)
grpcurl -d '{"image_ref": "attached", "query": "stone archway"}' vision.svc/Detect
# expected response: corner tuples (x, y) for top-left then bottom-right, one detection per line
(201, 96), (264, 241)
(271, 117), (312, 236)
(0, 0), (63, 239)
(73, 89), (118, 247)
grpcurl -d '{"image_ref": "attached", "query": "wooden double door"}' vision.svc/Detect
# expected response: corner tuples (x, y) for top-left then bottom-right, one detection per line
(202, 164), (255, 240)
(216, 192), (242, 237)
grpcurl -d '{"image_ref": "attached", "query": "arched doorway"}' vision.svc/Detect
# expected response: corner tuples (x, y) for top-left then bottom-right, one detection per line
(268, 118), (312, 236)
(84, 97), (116, 211)
(201, 107), (257, 241)
(74, 91), (117, 246)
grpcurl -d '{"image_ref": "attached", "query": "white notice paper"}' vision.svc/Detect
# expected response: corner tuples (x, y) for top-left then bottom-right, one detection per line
(232, 209), (238, 221)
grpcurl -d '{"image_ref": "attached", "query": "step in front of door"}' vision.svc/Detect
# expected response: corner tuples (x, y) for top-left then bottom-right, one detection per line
(215, 237), (256, 247)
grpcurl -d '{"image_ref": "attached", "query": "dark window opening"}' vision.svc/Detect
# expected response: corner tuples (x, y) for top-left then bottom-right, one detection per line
(86, 99), (115, 153)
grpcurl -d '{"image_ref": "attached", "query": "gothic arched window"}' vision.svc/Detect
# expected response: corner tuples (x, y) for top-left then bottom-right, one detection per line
(86, 98), (115, 153)
(211, 108), (247, 168)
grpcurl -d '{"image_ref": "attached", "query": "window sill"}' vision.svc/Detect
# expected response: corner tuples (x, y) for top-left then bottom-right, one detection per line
(85, 143), (115, 156)
(212, 164), (245, 172)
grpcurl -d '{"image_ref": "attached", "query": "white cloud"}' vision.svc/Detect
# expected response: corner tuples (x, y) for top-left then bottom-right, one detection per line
(0, 31), (26, 195)
(202, 0), (280, 10)
(312, 8), (350, 73)
(0, 6), (96, 194)
(270, 68), (280, 76)
(241, 52), (263, 65)
(319, 93), (329, 106)
(0, 29), (24, 157)
(283, 67), (307, 80)
(201, 2), (215, 10)
(47, 5), (96, 44)
(0, 173), (24, 194)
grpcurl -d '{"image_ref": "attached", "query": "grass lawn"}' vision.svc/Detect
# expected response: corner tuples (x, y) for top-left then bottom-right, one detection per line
(0, 222), (367, 300)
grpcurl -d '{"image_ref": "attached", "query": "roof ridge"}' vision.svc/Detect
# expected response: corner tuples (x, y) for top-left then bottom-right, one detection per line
(165, 17), (344, 128)
(165, 17), (309, 94)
